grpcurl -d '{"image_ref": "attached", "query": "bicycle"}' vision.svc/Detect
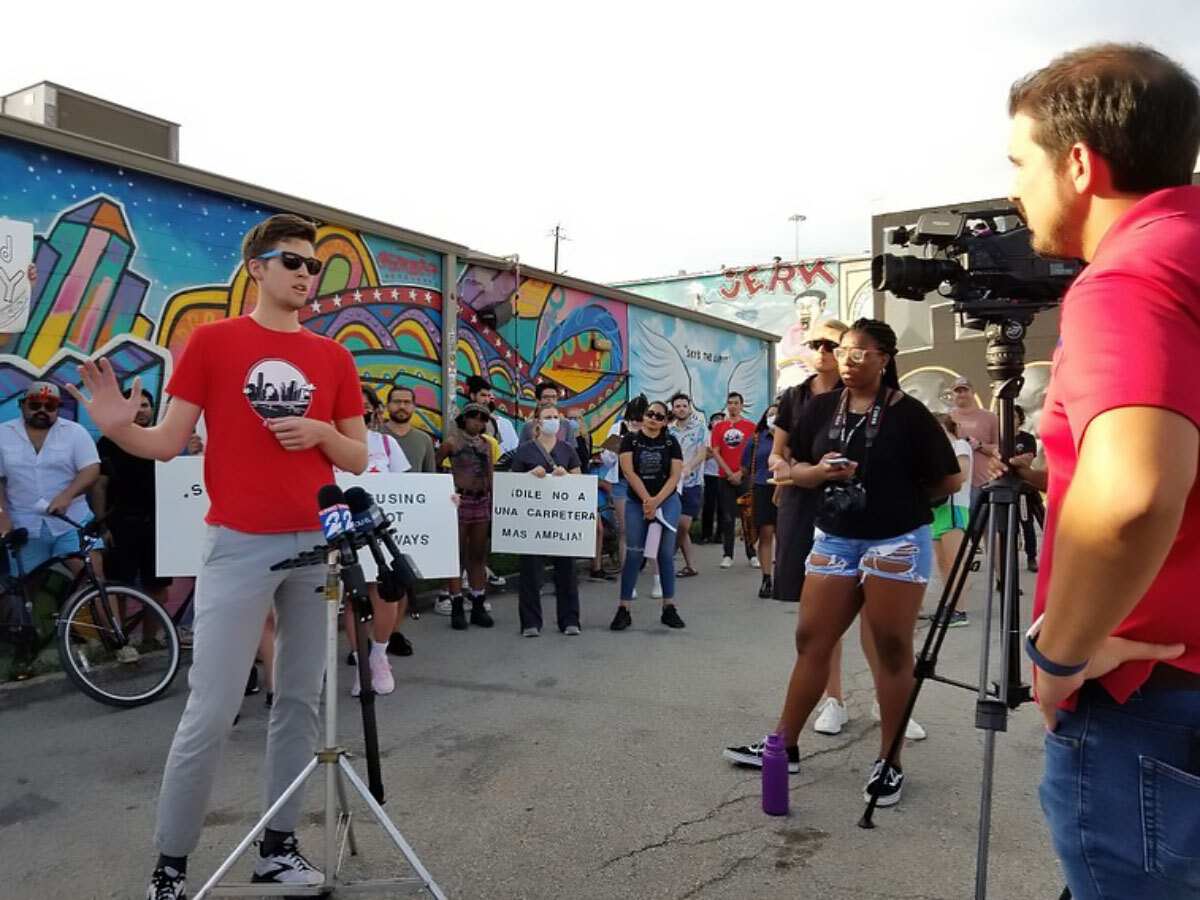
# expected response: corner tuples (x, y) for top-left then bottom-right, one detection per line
(0, 512), (181, 707)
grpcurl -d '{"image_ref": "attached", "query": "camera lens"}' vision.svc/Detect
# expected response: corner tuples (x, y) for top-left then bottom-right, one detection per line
(871, 254), (964, 300)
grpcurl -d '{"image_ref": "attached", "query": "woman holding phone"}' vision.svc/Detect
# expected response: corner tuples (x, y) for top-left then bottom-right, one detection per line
(726, 319), (962, 808)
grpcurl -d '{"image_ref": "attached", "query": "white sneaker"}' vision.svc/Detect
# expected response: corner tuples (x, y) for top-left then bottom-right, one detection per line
(115, 644), (140, 664)
(564, 625), (581, 636)
(632, 587), (638, 599)
(369, 655), (395, 695)
(252, 835), (324, 887)
(750, 556), (761, 569)
(720, 556), (733, 569)
(651, 575), (663, 599)
(433, 593), (452, 616)
(871, 699), (927, 741)
(522, 627), (540, 638)
(813, 697), (848, 735)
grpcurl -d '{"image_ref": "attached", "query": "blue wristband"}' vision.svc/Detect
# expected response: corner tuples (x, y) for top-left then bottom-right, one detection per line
(1025, 632), (1089, 677)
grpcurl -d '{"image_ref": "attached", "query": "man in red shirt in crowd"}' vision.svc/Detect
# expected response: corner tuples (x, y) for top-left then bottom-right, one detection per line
(711, 391), (756, 570)
(69, 214), (367, 900)
(999, 45), (1200, 897)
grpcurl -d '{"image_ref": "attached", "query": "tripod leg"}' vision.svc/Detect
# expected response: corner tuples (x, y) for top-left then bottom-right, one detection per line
(336, 767), (359, 857)
(192, 756), (319, 900)
(337, 756), (449, 900)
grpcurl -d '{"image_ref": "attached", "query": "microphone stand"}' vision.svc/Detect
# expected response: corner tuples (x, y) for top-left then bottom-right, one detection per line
(194, 546), (446, 899)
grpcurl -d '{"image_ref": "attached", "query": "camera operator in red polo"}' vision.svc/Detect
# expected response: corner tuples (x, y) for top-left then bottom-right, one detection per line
(997, 44), (1200, 898)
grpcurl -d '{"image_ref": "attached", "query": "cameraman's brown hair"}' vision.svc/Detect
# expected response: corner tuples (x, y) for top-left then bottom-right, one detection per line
(241, 214), (318, 266)
(1009, 43), (1200, 193)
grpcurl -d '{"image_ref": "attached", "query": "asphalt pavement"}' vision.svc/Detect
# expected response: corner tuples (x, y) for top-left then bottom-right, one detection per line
(0, 541), (1063, 899)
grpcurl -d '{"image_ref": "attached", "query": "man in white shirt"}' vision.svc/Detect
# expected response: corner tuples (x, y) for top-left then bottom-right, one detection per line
(0, 381), (102, 576)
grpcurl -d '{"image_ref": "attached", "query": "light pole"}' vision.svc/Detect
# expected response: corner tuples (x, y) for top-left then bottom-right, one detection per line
(788, 213), (807, 261)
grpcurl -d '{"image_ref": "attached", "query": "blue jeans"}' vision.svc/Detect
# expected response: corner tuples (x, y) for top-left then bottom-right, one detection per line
(1041, 681), (1200, 899)
(620, 493), (681, 602)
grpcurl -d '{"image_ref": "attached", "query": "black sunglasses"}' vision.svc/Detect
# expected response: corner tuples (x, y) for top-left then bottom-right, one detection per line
(257, 249), (323, 276)
(25, 399), (60, 412)
(644, 410), (667, 421)
(806, 339), (839, 353)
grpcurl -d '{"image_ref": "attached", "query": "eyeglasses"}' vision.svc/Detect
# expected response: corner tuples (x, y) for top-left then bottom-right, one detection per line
(256, 250), (323, 276)
(806, 339), (839, 353)
(645, 411), (667, 421)
(833, 347), (887, 364)
(25, 399), (60, 412)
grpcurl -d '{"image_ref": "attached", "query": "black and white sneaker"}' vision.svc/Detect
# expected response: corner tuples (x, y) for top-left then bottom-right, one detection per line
(252, 835), (324, 887)
(723, 740), (800, 774)
(863, 758), (904, 807)
(146, 866), (187, 899)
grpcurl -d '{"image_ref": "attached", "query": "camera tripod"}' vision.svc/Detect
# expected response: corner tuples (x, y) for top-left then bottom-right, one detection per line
(193, 550), (446, 899)
(858, 317), (1045, 900)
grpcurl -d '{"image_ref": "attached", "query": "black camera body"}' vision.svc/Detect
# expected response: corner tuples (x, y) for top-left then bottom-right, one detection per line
(822, 479), (867, 516)
(871, 208), (1079, 330)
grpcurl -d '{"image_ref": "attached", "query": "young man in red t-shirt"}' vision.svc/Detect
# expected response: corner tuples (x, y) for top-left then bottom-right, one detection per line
(997, 45), (1200, 897)
(69, 214), (367, 900)
(710, 391), (757, 569)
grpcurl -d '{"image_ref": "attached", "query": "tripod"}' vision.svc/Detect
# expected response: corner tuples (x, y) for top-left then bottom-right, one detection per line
(858, 317), (1045, 900)
(193, 550), (446, 899)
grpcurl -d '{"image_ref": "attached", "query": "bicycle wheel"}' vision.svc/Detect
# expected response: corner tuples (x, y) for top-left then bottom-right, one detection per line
(56, 583), (181, 708)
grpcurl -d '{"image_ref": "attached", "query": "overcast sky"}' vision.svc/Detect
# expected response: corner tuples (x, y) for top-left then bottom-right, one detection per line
(6, 1), (1199, 284)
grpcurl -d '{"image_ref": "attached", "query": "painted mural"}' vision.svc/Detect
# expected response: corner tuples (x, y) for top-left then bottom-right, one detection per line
(628, 309), (770, 420)
(0, 135), (770, 445)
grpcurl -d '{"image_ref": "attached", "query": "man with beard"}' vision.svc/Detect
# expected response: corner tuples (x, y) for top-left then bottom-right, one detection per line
(994, 44), (1200, 897)
(383, 385), (435, 473)
(0, 381), (102, 579)
(94, 388), (172, 612)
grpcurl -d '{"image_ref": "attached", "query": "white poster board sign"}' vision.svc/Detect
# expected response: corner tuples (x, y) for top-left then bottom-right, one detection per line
(490, 472), (597, 557)
(0, 218), (34, 333)
(154, 458), (459, 579)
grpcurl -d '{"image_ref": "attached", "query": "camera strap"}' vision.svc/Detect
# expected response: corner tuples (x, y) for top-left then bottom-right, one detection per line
(827, 383), (891, 473)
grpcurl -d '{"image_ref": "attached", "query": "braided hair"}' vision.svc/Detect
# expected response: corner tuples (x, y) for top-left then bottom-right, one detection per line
(846, 318), (901, 390)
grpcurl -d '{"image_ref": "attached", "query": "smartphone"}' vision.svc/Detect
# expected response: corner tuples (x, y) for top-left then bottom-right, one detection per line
(825, 456), (851, 466)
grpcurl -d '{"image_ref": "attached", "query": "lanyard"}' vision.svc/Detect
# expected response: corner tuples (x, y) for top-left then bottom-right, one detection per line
(827, 383), (890, 464)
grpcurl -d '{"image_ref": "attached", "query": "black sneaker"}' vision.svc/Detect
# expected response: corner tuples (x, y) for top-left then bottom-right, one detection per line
(469, 593), (494, 628)
(252, 835), (324, 887)
(146, 865), (187, 899)
(722, 740), (800, 774)
(387, 632), (414, 656)
(758, 575), (773, 599)
(609, 606), (632, 631)
(244, 665), (260, 696)
(346, 651), (357, 667)
(1028, 557), (1039, 573)
(948, 610), (969, 628)
(587, 569), (608, 582)
(450, 594), (468, 630)
(661, 605), (686, 629)
(863, 758), (904, 807)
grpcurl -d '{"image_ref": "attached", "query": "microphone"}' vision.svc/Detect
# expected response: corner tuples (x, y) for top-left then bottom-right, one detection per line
(343, 487), (400, 602)
(316, 485), (369, 612)
(343, 486), (419, 597)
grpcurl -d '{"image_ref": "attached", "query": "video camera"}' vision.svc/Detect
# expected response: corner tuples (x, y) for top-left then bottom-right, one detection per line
(871, 208), (1080, 329)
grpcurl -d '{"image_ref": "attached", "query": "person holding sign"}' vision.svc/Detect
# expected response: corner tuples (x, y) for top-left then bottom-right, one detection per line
(342, 385), (411, 694)
(610, 400), (686, 631)
(510, 405), (584, 637)
(435, 402), (496, 630)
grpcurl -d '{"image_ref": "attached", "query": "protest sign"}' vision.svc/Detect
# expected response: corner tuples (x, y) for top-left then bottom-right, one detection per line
(154, 457), (459, 578)
(490, 472), (597, 557)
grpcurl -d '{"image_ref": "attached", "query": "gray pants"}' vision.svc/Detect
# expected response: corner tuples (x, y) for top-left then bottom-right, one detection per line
(155, 526), (326, 857)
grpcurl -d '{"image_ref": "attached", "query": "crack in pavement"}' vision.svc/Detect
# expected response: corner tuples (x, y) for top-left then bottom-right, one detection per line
(597, 788), (757, 869)
(676, 848), (766, 899)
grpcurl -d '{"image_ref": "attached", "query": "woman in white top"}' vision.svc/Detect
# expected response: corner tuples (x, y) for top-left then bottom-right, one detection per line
(932, 413), (972, 627)
(344, 387), (410, 697)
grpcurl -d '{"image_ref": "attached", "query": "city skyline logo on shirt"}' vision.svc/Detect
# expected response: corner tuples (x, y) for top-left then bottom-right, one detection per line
(243, 359), (315, 420)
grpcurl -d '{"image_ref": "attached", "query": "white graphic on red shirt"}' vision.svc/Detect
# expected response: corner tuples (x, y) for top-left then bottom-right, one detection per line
(723, 427), (746, 448)
(244, 359), (315, 420)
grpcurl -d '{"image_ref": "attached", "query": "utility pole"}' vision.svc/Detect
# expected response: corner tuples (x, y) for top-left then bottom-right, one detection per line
(788, 213), (807, 261)
(548, 223), (571, 273)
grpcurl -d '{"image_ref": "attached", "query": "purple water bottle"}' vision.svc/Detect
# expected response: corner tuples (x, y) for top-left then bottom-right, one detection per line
(761, 731), (789, 816)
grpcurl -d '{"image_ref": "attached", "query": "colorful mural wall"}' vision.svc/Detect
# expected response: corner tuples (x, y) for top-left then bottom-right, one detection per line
(0, 134), (772, 442)
(620, 257), (868, 391)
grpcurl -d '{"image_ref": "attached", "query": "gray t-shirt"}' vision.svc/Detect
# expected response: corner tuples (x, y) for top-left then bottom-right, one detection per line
(384, 424), (435, 473)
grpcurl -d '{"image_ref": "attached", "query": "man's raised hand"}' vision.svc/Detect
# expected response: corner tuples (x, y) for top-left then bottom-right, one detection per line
(64, 359), (141, 435)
